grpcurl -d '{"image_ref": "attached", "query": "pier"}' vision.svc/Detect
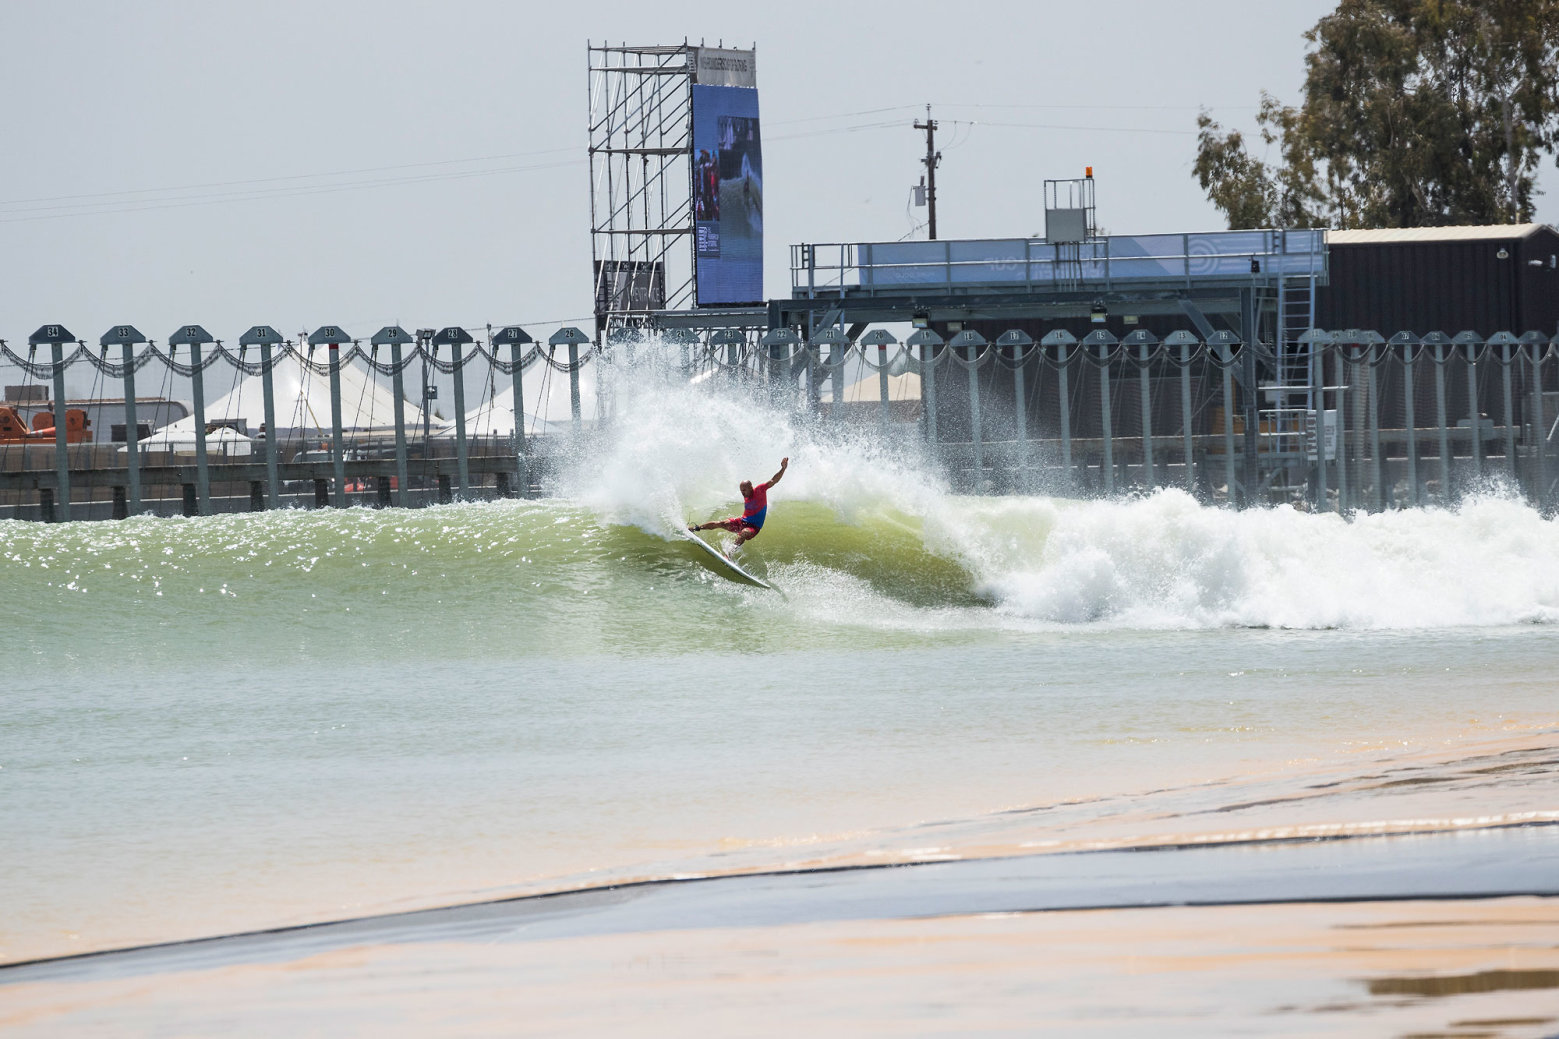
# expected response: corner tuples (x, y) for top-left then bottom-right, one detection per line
(3, 317), (1556, 522)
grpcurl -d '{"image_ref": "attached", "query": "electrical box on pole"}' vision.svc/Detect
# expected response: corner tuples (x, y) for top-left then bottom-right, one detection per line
(913, 106), (940, 240)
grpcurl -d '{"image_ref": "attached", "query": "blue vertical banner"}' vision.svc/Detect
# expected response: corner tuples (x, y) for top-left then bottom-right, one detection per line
(691, 49), (762, 306)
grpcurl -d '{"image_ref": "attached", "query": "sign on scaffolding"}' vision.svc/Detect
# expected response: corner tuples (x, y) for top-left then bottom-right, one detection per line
(593, 260), (666, 318)
(691, 47), (762, 306)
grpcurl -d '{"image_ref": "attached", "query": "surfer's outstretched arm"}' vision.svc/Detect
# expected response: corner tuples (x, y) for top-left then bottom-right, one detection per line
(769, 457), (789, 486)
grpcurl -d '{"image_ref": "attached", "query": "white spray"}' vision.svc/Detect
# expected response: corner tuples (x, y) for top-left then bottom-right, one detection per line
(558, 346), (1559, 630)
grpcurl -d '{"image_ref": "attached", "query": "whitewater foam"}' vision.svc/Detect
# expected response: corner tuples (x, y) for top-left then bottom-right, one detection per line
(555, 355), (1559, 632)
(972, 490), (1559, 630)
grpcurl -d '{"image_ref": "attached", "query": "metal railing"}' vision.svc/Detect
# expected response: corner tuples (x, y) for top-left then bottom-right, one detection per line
(791, 229), (1328, 296)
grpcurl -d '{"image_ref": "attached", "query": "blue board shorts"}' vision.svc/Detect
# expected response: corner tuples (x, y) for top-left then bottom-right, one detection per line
(722, 510), (764, 535)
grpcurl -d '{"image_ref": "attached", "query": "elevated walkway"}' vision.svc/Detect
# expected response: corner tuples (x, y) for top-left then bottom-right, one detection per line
(780, 229), (1327, 327)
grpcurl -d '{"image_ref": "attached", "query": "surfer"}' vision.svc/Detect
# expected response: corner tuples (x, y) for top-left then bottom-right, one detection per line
(689, 457), (788, 549)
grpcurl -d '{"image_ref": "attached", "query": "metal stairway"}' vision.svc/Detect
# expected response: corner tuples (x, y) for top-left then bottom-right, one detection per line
(1275, 272), (1317, 408)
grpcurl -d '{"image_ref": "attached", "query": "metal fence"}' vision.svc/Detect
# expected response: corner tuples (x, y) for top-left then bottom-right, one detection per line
(4, 322), (1556, 521)
(1, 324), (595, 521)
(895, 327), (1558, 512)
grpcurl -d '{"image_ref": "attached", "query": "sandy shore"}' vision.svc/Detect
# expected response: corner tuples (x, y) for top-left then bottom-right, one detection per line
(6, 732), (1556, 1035)
(4, 823), (1557, 1036)
(3, 896), (1556, 1037)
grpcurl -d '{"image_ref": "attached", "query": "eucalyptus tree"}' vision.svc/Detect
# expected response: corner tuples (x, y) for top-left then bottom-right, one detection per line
(1194, 0), (1559, 229)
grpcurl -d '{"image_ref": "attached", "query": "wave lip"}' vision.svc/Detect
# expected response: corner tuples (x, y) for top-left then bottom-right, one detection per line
(975, 490), (1559, 630)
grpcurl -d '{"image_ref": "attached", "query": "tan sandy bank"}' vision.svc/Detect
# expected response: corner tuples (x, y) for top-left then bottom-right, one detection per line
(3, 727), (1554, 966)
(3, 897), (1556, 1037)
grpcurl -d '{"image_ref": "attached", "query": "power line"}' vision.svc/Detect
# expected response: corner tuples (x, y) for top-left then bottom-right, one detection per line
(0, 148), (581, 210)
(768, 105), (921, 126)
(0, 158), (584, 223)
(0, 102), (1204, 224)
(944, 118), (1198, 137)
(934, 101), (1257, 113)
(765, 120), (903, 142)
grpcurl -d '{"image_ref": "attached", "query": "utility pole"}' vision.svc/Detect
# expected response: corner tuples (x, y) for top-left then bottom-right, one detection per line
(914, 105), (941, 239)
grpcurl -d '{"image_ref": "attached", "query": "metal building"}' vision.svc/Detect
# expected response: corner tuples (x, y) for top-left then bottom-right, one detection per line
(1317, 224), (1559, 337)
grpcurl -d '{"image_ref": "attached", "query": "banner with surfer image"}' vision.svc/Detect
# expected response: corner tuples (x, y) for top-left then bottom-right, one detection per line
(691, 73), (762, 306)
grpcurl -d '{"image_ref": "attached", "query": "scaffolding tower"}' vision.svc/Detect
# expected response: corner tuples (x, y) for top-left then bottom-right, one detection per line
(587, 43), (697, 339)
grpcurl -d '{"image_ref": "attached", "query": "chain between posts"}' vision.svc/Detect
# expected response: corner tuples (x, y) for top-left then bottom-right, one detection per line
(8, 328), (1558, 384)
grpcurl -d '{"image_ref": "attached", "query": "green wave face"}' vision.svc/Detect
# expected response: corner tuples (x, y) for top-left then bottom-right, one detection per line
(5, 370), (1559, 672)
(698, 500), (989, 607)
(0, 493), (996, 673)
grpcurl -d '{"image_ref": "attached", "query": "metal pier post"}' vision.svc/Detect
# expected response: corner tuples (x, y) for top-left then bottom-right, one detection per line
(1349, 346), (1367, 511)
(950, 331), (987, 490)
(241, 326), (284, 511)
(330, 347), (346, 506)
(1333, 347), (1349, 512)
(1133, 334), (1155, 489)
(1180, 338), (1195, 495)
(51, 340), (71, 521)
(452, 342), (469, 498)
(1311, 337), (1329, 511)
(164, 327), (219, 516)
(1399, 336), (1418, 506)
(830, 348), (845, 421)
(304, 325), (352, 509)
(369, 326), (413, 508)
(1531, 343), (1548, 506)
(879, 353), (891, 434)
(123, 342), (141, 515)
(1221, 343), (1236, 505)
(759, 327), (801, 419)
(859, 329), (897, 442)
(391, 341), (409, 505)
(1433, 341), (1451, 499)
(1081, 332), (1123, 496)
(996, 331), (1034, 494)
(261, 343), (279, 509)
(810, 328), (850, 425)
(193, 341), (211, 514)
(105, 325), (147, 516)
(1239, 290), (1260, 503)
(1367, 345), (1383, 509)
(494, 326), (532, 499)
(569, 345), (581, 426)
(1501, 339), (1517, 482)
(924, 345), (936, 443)
(1464, 342), (1482, 481)
(908, 329), (941, 448)
(549, 327), (589, 433)
(805, 345), (818, 416)
(1014, 345), (1029, 493)
(1056, 340), (1073, 486)
(1099, 347), (1115, 495)
(433, 326), (477, 500)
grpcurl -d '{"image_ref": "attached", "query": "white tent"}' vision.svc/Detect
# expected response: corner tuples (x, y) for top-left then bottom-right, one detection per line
(434, 382), (596, 439)
(161, 353), (424, 435)
(119, 425), (254, 457)
(834, 370), (922, 403)
(442, 355), (604, 436)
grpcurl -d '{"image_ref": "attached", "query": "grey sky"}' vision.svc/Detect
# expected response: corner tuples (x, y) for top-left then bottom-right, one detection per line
(4, 0), (1555, 360)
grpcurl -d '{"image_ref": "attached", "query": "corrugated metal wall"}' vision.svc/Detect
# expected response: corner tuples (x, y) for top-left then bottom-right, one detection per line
(1317, 227), (1559, 337)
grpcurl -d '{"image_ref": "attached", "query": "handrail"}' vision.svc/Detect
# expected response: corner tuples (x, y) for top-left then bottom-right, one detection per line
(791, 228), (1329, 295)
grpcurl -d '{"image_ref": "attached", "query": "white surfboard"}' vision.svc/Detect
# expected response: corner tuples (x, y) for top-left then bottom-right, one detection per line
(682, 531), (778, 591)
